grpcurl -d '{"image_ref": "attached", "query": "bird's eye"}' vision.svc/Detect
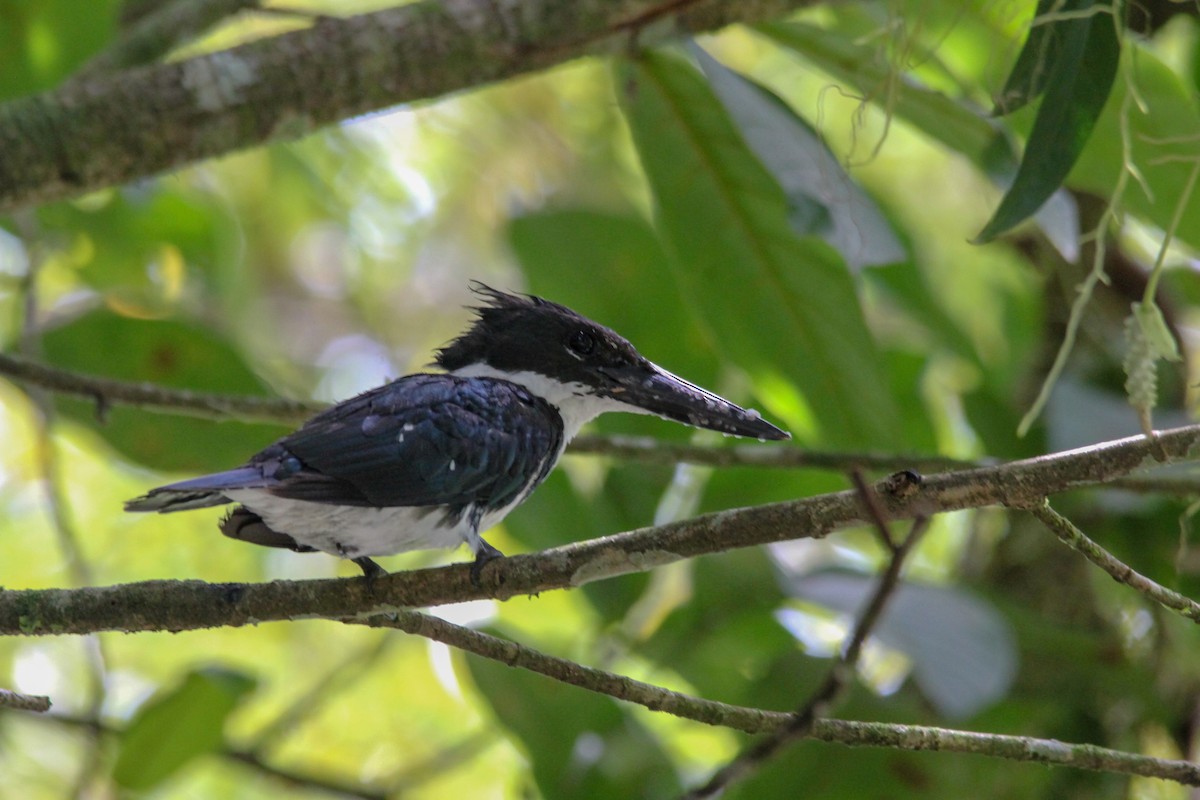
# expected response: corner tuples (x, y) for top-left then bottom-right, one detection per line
(567, 330), (595, 356)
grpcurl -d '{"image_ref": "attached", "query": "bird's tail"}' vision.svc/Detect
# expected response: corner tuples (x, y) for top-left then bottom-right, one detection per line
(125, 467), (267, 513)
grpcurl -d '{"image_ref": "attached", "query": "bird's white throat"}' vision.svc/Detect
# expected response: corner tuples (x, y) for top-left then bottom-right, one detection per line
(450, 364), (644, 441)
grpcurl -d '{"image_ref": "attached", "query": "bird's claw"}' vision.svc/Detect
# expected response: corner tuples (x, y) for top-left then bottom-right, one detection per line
(469, 540), (504, 588)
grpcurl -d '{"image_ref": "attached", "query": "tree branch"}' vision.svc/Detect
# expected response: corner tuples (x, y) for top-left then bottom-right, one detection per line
(0, 351), (321, 423)
(72, 0), (261, 79)
(347, 608), (1200, 786)
(0, 0), (814, 212)
(9, 351), (1200, 484)
(5, 423), (1200, 637)
(0, 687), (52, 712)
(1026, 499), (1200, 622)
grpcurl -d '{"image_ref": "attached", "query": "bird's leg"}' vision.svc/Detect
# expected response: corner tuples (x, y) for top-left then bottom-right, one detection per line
(469, 538), (504, 588)
(353, 557), (387, 590)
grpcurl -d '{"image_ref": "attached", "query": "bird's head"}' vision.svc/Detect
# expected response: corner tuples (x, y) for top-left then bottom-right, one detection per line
(435, 284), (789, 441)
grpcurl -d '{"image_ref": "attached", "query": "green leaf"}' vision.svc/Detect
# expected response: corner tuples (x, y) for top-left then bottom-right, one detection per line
(1133, 301), (1180, 362)
(758, 21), (1081, 261)
(993, 0), (1093, 116)
(41, 310), (290, 472)
(1069, 44), (1200, 252)
(0, 0), (121, 101)
(620, 51), (900, 449)
(113, 668), (256, 790)
(468, 634), (681, 799)
(786, 571), (1017, 718)
(37, 189), (239, 317)
(975, 1), (1119, 241)
(693, 46), (905, 270)
(509, 209), (717, 387)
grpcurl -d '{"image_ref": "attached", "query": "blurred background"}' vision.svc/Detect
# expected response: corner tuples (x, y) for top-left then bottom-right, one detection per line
(3, 0), (1200, 797)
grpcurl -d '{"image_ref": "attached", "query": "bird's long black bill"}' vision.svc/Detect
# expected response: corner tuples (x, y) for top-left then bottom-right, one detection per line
(608, 363), (789, 441)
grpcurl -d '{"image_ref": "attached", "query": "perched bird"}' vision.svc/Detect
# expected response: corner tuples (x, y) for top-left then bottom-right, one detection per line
(126, 285), (789, 580)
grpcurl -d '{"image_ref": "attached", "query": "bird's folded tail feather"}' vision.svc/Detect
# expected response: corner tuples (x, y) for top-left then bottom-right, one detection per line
(124, 467), (270, 513)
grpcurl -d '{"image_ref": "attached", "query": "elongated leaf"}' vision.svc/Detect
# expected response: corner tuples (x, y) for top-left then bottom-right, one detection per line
(0, 0), (120, 101)
(975, 1), (1119, 241)
(621, 51), (900, 449)
(694, 46), (905, 271)
(1069, 44), (1200, 251)
(114, 668), (256, 790)
(41, 310), (290, 472)
(759, 21), (1081, 261)
(994, 0), (1093, 115)
(784, 571), (1017, 718)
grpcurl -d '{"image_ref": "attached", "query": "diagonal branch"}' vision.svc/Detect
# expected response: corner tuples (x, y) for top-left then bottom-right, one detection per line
(72, 0), (262, 80)
(1026, 499), (1200, 622)
(0, 0), (814, 212)
(347, 608), (1200, 786)
(5, 422), (1200, 637)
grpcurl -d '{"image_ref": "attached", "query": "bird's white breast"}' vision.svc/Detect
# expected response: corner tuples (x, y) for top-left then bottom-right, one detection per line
(224, 490), (517, 559)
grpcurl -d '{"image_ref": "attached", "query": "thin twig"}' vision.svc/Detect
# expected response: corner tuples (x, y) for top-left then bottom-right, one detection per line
(0, 688), (52, 713)
(684, 515), (929, 799)
(345, 608), (1200, 786)
(1026, 499), (1200, 622)
(6, 353), (1200, 489)
(849, 467), (896, 550)
(71, 0), (260, 80)
(0, 351), (320, 423)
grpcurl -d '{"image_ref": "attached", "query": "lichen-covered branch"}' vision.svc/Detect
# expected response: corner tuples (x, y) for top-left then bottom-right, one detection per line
(351, 609), (1200, 786)
(0, 687), (52, 713)
(1027, 499), (1200, 622)
(0, 0), (814, 212)
(4, 422), (1200, 637)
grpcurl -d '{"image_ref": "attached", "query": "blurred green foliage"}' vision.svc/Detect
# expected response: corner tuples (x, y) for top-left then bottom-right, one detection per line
(3, 1), (1200, 798)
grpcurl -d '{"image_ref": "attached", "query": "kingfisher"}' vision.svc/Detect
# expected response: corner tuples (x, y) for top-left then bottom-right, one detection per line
(126, 285), (789, 580)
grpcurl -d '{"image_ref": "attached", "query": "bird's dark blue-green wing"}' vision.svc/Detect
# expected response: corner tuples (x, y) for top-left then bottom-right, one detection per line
(255, 374), (563, 510)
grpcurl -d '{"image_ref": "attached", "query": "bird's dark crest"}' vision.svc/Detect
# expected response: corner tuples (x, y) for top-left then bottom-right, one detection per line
(435, 282), (591, 371)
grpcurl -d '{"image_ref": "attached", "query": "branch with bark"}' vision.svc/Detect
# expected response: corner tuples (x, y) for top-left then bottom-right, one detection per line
(0, 0), (814, 212)
(4, 421), (1200, 637)
(347, 608), (1200, 787)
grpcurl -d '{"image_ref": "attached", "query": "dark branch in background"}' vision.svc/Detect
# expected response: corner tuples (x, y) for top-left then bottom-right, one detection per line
(0, 352), (321, 423)
(6, 351), (1200, 489)
(6, 422), (1200, 637)
(347, 609), (1200, 786)
(72, 0), (261, 80)
(26, 713), (388, 800)
(685, 482), (929, 798)
(0, 0), (815, 212)
(0, 688), (51, 713)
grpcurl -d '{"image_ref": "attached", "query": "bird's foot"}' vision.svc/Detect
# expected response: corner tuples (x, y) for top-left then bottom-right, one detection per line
(469, 540), (504, 588)
(353, 557), (387, 592)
